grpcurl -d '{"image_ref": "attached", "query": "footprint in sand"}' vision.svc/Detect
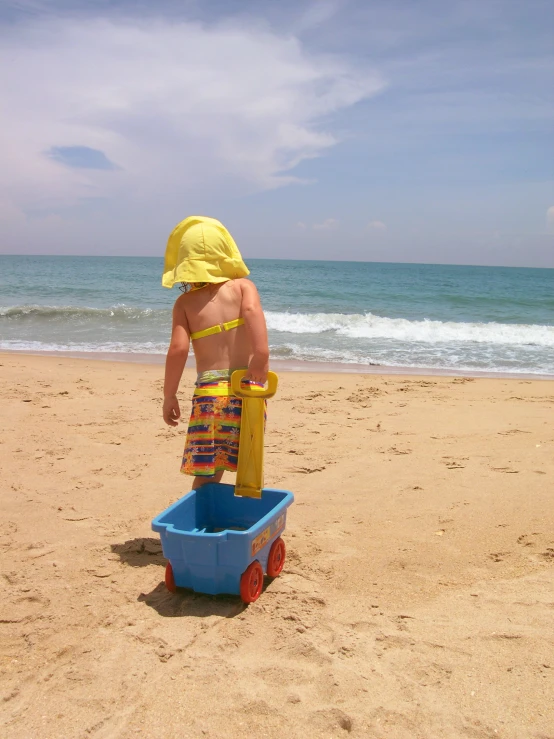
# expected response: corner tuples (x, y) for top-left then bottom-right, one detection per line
(442, 457), (467, 469)
(488, 551), (510, 563)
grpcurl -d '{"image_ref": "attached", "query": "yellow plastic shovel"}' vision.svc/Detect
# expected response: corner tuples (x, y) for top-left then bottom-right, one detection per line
(231, 370), (279, 498)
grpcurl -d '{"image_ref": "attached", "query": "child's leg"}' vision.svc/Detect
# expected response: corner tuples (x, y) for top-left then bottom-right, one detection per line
(192, 471), (224, 489)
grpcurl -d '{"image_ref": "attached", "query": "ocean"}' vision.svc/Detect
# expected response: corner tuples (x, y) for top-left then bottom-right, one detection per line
(1, 255), (553, 377)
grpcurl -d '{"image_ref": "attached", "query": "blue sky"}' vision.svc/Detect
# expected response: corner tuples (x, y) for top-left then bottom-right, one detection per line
(0, 0), (552, 266)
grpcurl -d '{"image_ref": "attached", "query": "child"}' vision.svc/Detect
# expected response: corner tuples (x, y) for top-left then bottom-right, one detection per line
(161, 216), (269, 490)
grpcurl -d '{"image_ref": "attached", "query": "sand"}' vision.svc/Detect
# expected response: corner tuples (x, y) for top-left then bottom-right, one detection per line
(0, 353), (552, 739)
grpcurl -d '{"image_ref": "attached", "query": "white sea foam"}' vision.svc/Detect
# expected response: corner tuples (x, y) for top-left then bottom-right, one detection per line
(0, 339), (169, 354)
(265, 311), (554, 347)
(269, 342), (553, 375)
(1, 338), (551, 375)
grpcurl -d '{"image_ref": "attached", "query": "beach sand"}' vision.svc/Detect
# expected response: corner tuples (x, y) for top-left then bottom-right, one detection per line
(0, 353), (552, 739)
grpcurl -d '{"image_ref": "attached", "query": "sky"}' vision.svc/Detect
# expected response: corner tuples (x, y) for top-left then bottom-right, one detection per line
(0, 0), (553, 266)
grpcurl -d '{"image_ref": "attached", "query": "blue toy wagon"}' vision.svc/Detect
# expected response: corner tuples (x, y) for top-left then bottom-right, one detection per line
(152, 482), (294, 603)
(152, 371), (294, 604)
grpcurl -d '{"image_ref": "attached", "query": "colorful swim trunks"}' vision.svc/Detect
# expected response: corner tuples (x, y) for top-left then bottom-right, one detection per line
(181, 369), (262, 477)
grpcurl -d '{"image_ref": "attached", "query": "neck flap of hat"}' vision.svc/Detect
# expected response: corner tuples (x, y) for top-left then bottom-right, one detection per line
(162, 216), (249, 288)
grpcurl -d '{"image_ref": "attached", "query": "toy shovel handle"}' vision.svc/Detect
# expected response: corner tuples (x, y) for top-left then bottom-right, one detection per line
(231, 370), (278, 399)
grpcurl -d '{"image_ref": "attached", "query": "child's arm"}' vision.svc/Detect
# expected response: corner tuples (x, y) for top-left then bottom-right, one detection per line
(163, 298), (190, 426)
(241, 280), (269, 384)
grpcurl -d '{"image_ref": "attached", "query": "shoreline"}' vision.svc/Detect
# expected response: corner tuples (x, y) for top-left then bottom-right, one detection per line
(1, 347), (553, 381)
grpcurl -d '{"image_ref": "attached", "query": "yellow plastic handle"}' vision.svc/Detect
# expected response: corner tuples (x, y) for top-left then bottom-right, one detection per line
(231, 370), (279, 399)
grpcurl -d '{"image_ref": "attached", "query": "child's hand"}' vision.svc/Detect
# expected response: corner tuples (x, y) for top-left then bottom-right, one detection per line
(163, 396), (181, 426)
(245, 358), (268, 385)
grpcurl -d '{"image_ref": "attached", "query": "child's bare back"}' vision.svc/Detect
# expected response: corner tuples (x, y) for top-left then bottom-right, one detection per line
(175, 278), (266, 376)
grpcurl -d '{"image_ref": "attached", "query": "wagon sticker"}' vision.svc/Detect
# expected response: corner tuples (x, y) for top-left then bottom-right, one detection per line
(251, 514), (286, 557)
(251, 527), (271, 556)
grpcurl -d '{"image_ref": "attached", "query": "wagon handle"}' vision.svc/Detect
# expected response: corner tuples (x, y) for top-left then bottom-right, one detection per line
(231, 370), (279, 399)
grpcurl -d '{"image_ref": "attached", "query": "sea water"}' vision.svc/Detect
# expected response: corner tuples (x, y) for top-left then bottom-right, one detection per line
(0, 255), (553, 376)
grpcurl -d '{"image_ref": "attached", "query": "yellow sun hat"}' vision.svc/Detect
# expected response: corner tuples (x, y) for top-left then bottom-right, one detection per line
(162, 216), (250, 288)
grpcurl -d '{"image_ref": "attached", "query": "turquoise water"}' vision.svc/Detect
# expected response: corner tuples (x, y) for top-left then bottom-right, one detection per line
(1, 255), (553, 375)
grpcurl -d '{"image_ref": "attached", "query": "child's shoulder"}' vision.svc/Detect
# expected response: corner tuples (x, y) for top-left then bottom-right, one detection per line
(235, 276), (256, 292)
(173, 292), (190, 311)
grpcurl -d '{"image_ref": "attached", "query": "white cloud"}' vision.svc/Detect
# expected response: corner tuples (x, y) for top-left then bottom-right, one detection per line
(313, 218), (338, 230)
(0, 17), (384, 218)
(368, 220), (387, 230)
(547, 206), (554, 233)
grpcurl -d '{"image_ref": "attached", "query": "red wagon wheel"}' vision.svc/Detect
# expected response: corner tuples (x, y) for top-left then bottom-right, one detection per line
(165, 561), (177, 593)
(267, 537), (286, 578)
(240, 560), (264, 603)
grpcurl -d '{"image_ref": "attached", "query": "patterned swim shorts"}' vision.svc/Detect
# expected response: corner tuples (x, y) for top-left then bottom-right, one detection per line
(180, 369), (263, 477)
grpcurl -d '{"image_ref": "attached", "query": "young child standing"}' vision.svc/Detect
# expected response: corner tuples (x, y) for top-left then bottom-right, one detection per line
(161, 216), (269, 489)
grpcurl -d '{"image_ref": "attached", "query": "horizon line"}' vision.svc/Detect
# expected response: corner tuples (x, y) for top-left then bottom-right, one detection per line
(0, 253), (552, 270)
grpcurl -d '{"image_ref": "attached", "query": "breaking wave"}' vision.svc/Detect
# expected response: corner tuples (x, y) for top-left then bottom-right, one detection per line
(265, 311), (554, 347)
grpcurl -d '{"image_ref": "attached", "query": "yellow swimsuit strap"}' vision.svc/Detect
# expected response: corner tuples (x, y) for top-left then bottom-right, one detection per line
(190, 317), (245, 341)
